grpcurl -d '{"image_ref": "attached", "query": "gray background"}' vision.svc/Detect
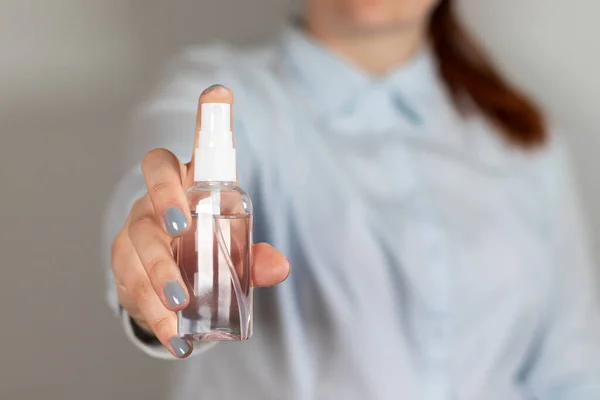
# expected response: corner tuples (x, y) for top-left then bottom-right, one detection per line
(0, 0), (598, 399)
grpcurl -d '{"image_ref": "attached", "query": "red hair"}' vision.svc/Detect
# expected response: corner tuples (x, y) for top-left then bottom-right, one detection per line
(430, 0), (546, 147)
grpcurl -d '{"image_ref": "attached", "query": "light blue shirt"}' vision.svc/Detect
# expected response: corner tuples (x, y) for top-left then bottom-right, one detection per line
(104, 27), (600, 399)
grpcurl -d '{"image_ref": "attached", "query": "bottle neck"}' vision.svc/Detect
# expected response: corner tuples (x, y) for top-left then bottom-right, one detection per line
(193, 147), (236, 182)
(192, 180), (237, 187)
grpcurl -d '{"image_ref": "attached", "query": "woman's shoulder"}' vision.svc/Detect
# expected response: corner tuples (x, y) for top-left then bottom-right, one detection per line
(505, 126), (580, 211)
(471, 115), (572, 173)
(521, 127), (574, 178)
(533, 128), (580, 195)
(469, 116), (578, 198)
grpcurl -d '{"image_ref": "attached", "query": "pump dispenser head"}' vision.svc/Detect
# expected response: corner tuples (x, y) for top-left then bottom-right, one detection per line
(200, 103), (230, 140)
(194, 103), (236, 182)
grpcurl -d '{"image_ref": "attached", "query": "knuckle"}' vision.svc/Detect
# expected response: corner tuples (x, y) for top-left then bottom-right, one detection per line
(152, 315), (173, 339)
(148, 180), (177, 205)
(129, 216), (156, 238)
(141, 148), (167, 172)
(145, 255), (173, 278)
(131, 196), (147, 212)
(129, 196), (153, 222)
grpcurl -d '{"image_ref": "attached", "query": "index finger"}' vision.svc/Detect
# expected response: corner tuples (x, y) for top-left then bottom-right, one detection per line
(141, 148), (191, 237)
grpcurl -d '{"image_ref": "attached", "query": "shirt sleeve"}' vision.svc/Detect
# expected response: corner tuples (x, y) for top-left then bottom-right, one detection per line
(527, 137), (600, 399)
(102, 45), (260, 358)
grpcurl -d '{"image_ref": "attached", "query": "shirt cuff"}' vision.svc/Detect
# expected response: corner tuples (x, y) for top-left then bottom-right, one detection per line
(119, 307), (217, 360)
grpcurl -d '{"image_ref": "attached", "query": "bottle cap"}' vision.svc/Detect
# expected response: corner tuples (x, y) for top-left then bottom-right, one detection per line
(194, 103), (236, 182)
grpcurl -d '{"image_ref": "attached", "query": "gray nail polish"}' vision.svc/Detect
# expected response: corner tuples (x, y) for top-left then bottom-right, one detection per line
(164, 280), (187, 307)
(164, 207), (188, 235)
(169, 336), (191, 358)
(203, 84), (226, 94)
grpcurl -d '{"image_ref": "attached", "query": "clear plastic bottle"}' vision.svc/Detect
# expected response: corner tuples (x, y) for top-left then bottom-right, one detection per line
(175, 103), (253, 341)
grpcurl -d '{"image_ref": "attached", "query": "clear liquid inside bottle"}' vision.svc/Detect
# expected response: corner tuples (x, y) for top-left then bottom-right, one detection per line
(175, 182), (253, 341)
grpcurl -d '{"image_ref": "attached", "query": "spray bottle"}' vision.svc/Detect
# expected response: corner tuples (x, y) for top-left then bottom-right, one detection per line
(176, 103), (253, 341)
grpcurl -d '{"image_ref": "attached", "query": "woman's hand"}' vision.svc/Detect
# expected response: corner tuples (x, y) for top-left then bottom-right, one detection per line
(110, 85), (290, 358)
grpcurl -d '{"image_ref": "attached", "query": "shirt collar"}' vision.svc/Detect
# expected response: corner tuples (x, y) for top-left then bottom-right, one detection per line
(280, 25), (450, 127)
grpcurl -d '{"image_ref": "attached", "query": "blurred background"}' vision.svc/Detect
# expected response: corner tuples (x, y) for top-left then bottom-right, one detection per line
(0, 0), (598, 399)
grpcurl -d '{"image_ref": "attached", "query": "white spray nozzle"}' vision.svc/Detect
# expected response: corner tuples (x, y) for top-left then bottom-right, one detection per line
(198, 103), (233, 148)
(195, 102), (236, 182)
(201, 103), (231, 135)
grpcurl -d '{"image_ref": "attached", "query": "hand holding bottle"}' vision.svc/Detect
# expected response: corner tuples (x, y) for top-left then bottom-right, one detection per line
(110, 85), (290, 358)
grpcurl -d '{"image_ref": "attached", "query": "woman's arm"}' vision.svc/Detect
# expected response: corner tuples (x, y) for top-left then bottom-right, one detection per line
(103, 48), (288, 359)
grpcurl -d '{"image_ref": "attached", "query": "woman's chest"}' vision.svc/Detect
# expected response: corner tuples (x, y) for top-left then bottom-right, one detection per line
(268, 123), (555, 330)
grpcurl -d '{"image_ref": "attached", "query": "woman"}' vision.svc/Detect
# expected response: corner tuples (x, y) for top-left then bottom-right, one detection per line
(105, 0), (600, 398)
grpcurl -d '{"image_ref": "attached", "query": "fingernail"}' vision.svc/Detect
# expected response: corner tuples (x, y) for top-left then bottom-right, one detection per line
(203, 84), (226, 94)
(284, 257), (292, 280)
(164, 207), (188, 235)
(164, 280), (187, 307)
(169, 336), (191, 358)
